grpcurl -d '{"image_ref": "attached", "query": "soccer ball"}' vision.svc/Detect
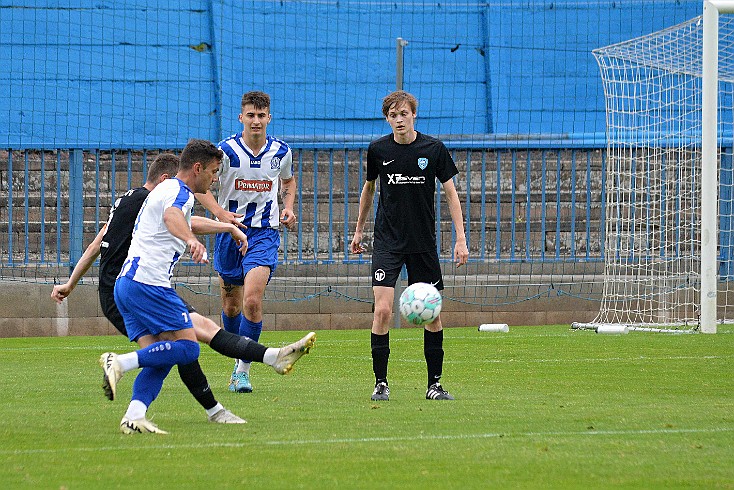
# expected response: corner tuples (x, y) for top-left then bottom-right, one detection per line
(399, 282), (442, 326)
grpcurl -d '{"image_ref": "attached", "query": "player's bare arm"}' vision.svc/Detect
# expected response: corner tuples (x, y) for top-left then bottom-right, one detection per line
(442, 178), (469, 267)
(191, 216), (248, 256)
(279, 176), (297, 230)
(350, 179), (377, 254)
(163, 207), (209, 263)
(51, 224), (107, 303)
(194, 190), (246, 229)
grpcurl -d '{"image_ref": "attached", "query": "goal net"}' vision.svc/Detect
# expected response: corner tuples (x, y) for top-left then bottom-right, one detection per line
(576, 13), (734, 333)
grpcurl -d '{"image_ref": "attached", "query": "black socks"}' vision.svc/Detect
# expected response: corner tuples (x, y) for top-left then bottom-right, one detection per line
(177, 361), (216, 410)
(371, 332), (390, 384)
(210, 329), (267, 363)
(423, 329), (444, 387)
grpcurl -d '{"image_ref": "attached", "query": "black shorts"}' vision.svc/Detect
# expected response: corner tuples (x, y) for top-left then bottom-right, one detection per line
(371, 248), (444, 290)
(99, 286), (127, 337)
(98, 285), (197, 338)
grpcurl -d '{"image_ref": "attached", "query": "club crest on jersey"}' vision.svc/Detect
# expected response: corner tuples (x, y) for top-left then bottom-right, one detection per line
(235, 179), (272, 192)
(271, 157), (281, 170)
(417, 157), (428, 170)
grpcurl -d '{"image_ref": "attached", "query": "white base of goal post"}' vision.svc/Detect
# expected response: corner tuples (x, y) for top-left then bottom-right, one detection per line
(571, 323), (628, 334)
(571, 322), (698, 334)
(595, 324), (629, 335)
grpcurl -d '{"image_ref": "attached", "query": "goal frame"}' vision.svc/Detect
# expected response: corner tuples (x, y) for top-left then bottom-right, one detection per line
(700, 0), (734, 333)
(575, 1), (734, 334)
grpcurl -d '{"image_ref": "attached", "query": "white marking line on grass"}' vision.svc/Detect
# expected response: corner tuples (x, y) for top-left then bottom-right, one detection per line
(446, 354), (734, 364)
(0, 345), (126, 352)
(1, 328), (732, 353)
(3, 427), (732, 455)
(315, 354), (734, 364)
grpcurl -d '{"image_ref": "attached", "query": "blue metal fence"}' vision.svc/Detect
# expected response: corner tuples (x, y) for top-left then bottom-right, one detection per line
(0, 145), (606, 273)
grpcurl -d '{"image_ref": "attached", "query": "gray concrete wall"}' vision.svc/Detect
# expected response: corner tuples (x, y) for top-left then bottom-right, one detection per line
(0, 279), (601, 338)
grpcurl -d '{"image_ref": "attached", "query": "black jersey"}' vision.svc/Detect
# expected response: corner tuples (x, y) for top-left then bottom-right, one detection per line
(98, 187), (149, 290)
(366, 132), (458, 253)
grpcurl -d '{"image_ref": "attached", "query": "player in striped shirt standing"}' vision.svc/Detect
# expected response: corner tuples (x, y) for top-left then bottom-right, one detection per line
(197, 91), (297, 393)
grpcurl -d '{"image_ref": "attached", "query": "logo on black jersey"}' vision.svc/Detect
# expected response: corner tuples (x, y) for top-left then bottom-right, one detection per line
(418, 157), (428, 170)
(387, 174), (426, 185)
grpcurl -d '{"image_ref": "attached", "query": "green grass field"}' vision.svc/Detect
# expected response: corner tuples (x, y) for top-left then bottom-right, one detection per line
(1, 325), (732, 489)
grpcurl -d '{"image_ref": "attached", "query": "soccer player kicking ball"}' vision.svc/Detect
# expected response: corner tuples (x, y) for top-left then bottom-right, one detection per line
(350, 91), (469, 401)
(52, 152), (314, 428)
(95, 139), (313, 434)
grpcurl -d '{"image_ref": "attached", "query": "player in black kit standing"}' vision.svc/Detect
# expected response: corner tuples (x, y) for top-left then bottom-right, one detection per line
(350, 90), (469, 401)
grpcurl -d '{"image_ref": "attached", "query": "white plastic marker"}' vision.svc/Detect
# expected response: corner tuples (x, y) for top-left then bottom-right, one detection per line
(478, 323), (509, 333)
(595, 324), (629, 335)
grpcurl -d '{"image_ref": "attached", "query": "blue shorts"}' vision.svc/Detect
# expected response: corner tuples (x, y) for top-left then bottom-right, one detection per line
(214, 227), (279, 286)
(114, 276), (194, 342)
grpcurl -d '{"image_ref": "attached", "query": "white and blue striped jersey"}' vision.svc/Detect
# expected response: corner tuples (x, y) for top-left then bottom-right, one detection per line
(217, 133), (293, 229)
(118, 178), (195, 288)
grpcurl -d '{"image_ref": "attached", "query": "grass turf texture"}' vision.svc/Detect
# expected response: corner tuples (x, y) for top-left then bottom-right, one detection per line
(0, 325), (732, 489)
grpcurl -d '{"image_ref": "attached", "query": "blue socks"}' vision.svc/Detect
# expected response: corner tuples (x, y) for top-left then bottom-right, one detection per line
(136, 339), (200, 368)
(132, 366), (172, 407)
(222, 312), (243, 334)
(131, 339), (200, 407)
(239, 317), (262, 342)
(236, 317), (262, 372)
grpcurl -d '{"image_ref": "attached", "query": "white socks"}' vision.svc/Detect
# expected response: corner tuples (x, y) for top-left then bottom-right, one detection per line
(124, 399), (147, 420)
(262, 348), (279, 367)
(117, 352), (139, 372)
(205, 402), (224, 417)
(235, 360), (251, 374)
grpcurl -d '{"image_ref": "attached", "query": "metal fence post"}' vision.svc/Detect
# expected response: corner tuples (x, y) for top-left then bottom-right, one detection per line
(69, 149), (84, 271)
(396, 37), (408, 90)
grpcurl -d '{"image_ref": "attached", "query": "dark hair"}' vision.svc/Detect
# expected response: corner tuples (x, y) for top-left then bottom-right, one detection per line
(179, 139), (223, 171)
(381, 90), (418, 117)
(241, 91), (271, 111)
(146, 153), (179, 183)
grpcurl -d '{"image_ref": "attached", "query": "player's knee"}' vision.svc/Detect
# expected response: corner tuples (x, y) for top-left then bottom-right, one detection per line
(374, 303), (392, 325)
(243, 296), (262, 317)
(176, 339), (200, 365)
(192, 316), (218, 344)
(222, 304), (241, 318)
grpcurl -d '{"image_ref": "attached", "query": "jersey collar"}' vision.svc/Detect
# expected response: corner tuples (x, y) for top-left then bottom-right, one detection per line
(233, 133), (274, 160)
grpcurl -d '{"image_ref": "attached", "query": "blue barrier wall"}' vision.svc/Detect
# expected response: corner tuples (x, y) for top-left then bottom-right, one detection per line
(1, 1), (219, 148)
(1, 1), (701, 148)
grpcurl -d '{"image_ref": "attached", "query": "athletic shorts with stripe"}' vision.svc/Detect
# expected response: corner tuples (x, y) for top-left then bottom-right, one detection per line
(214, 227), (279, 286)
(100, 285), (197, 338)
(112, 277), (198, 342)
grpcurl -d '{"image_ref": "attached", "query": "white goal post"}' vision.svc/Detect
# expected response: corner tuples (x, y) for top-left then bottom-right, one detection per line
(700, 0), (734, 333)
(574, 1), (734, 334)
